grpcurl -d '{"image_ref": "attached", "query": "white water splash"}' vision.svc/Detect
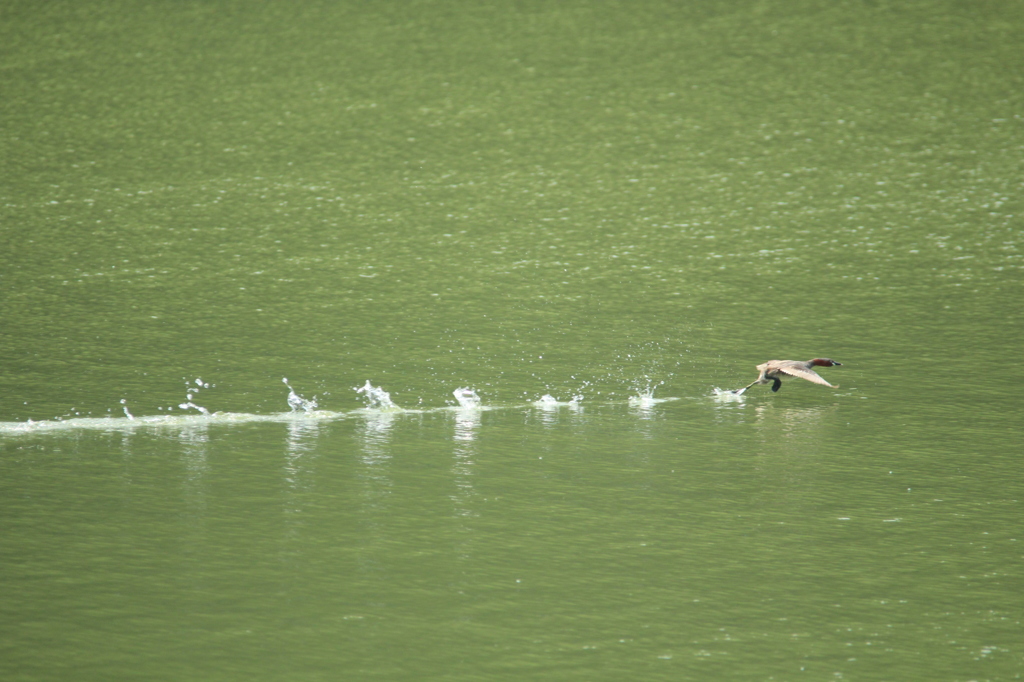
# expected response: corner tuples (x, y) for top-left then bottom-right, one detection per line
(534, 394), (560, 408)
(355, 380), (399, 410)
(120, 398), (134, 421)
(532, 393), (583, 413)
(283, 378), (319, 413)
(178, 401), (210, 415)
(628, 381), (663, 408)
(178, 377), (212, 415)
(712, 387), (745, 402)
(452, 387), (481, 409)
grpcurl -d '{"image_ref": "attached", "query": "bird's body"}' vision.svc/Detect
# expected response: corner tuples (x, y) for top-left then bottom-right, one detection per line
(732, 358), (842, 395)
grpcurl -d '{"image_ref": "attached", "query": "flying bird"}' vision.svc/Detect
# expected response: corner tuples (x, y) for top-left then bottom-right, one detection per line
(732, 358), (842, 395)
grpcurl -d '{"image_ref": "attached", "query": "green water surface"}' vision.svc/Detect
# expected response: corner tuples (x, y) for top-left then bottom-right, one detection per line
(2, 0), (1022, 679)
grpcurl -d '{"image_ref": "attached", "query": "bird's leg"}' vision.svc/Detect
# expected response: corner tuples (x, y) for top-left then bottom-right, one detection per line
(731, 380), (760, 395)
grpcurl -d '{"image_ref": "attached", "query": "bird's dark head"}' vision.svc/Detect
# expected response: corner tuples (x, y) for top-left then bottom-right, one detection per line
(811, 358), (842, 367)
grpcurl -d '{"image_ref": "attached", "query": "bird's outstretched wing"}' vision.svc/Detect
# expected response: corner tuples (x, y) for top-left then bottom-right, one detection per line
(778, 366), (836, 387)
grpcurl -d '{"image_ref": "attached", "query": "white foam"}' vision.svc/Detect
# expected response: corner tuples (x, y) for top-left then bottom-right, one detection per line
(0, 410), (345, 436)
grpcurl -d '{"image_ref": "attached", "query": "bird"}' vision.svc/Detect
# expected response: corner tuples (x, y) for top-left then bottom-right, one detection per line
(732, 358), (842, 395)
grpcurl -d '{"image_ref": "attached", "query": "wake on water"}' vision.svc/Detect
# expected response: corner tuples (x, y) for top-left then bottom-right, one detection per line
(0, 377), (686, 435)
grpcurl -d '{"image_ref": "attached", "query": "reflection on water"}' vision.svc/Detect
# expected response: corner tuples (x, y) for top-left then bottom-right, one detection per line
(355, 411), (398, 523)
(753, 405), (841, 479)
(450, 401), (481, 591)
(359, 411), (397, 465)
(352, 410), (399, 582)
(453, 407), (480, 444)
(177, 424), (210, 483)
(285, 418), (321, 460)
(628, 402), (657, 421)
(752, 404), (835, 437)
(628, 390), (659, 424)
(176, 424), (210, 550)
(628, 402), (658, 442)
(282, 418), (321, 550)
(451, 406), (479, 520)
(284, 418), (321, 498)
(748, 404), (841, 510)
(451, 388), (482, 512)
